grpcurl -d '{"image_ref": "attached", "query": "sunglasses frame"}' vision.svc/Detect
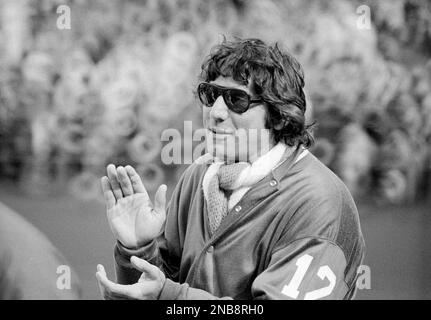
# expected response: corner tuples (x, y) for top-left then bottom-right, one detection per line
(197, 82), (263, 114)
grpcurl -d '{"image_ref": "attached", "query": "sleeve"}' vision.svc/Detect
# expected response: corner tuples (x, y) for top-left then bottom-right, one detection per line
(251, 237), (351, 300)
(115, 242), (234, 300)
(155, 237), (350, 300)
(158, 279), (233, 300)
(114, 166), (192, 285)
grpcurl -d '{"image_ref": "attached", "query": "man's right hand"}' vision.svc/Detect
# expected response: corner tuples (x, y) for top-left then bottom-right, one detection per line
(101, 164), (167, 249)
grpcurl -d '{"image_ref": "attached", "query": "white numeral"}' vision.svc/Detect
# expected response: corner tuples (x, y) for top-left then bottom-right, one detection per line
(304, 265), (336, 300)
(281, 254), (313, 299)
(281, 254), (336, 300)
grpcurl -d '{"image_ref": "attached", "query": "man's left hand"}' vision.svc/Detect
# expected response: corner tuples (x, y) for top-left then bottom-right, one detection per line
(95, 256), (165, 300)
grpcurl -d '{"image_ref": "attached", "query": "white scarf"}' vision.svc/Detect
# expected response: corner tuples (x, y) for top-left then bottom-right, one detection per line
(200, 142), (288, 210)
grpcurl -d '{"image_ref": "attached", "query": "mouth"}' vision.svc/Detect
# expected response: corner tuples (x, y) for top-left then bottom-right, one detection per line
(208, 127), (235, 135)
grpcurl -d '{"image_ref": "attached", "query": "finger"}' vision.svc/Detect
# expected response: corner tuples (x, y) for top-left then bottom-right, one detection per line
(154, 184), (167, 215)
(101, 176), (116, 209)
(95, 273), (106, 299)
(95, 264), (108, 299)
(107, 164), (123, 200)
(130, 256), (160, 279)
(96, 268), (132, 298)
(117, 166), (133, 196)
(125, 165), (148, 195)
(97, 264), (107, 276)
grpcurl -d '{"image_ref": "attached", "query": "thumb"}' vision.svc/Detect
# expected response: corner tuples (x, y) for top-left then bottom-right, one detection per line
(130, 256), (160, 279)
(154, 184), (167, 215)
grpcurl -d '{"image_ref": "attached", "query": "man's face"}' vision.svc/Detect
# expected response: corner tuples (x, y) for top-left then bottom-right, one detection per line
(202, 76), (273, 163)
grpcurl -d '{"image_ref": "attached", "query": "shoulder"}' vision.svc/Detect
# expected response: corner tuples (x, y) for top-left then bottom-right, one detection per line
(278, 152), (363, 248)
(0, 202), (81, 299)
(275, 153), (365, 285)
(0, 202), (53, 251)
(289, 151), (353, 204)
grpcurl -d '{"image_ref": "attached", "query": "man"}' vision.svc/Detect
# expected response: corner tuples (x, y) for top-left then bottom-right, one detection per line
(0, 201), (81, 299)
(96, 38), (365, 300)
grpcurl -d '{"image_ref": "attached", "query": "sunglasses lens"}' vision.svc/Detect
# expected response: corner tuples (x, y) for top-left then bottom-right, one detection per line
(225, 90), (250, 113)
(198, 83), (218, 107)
(198, 83), (254, 114)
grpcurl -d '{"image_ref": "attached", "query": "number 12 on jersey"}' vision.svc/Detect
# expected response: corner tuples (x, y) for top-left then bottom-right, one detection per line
(281, 254), (337, 300)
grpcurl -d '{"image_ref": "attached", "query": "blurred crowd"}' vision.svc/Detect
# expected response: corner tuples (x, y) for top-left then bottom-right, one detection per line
(0, 0), (430, 205)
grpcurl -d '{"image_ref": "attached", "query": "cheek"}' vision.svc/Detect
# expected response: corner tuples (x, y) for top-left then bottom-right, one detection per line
(232, 107), (267, 130)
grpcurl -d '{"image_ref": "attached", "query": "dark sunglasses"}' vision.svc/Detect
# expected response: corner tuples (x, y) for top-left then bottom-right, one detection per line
(197, 82), (263, 114)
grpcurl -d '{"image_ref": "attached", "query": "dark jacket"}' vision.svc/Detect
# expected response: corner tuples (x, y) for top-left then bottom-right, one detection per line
(115, 147), (365, 299)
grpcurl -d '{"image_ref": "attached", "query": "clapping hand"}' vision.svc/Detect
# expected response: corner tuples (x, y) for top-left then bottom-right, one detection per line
(96, 256), (165, 300)
(100, 164), (167, 249)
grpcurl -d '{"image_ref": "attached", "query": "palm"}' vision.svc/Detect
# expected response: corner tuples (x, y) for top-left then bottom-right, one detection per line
(101, 164), (167, 249)
(108, 193), (164, 248)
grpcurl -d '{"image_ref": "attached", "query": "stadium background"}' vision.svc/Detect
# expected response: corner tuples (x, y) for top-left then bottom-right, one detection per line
(0, 0), (430, 299)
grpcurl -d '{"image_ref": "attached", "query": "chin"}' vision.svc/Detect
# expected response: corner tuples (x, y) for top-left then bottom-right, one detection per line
(206, 136), (249, 163)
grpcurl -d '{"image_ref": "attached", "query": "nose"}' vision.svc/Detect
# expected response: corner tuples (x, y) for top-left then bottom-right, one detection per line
(209, 95), (229, 122)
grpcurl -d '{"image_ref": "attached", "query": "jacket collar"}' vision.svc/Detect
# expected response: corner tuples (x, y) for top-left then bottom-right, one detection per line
(271, 144), (305, 187)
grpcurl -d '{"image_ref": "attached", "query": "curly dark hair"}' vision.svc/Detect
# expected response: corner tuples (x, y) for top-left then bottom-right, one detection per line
(199, 37), (314, 148)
